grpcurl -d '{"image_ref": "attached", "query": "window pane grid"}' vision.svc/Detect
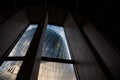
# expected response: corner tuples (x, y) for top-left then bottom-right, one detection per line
(0, 24), (38, 80)
(39, 24), (77, 80)
(38, 61), (77, 80)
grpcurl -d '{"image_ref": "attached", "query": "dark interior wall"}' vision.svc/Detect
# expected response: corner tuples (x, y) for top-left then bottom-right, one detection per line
(64, 13), (107, 80)
(25, 6), (67, 26)
(77, 0), (110, 24)
(0, 0), (20, 24)
(48, 7), (68, 26)
(26, 6), (47, 25)
(0, 6), (120, 80)
(95, 1), (120, 50)
(0, 9), (29, 57)
(83, 22), (120, 80)
(0, 0), (120, 50)
(47, 0), (76, 12)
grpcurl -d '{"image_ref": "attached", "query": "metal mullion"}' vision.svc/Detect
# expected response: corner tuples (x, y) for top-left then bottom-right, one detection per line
(41, 57), (75, 64)
(16, 25), (43, 80)
(2, 57), (24, 61)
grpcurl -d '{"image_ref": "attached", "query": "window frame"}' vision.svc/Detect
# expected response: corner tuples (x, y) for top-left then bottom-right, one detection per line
(0, 23), (79, 80)
(37, 24), (79, 80)
(0, 24), (39, 80)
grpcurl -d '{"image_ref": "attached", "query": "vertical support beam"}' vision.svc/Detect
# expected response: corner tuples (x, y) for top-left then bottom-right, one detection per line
(30, 11), (48, 80)
(16, 24), (42, 80)
(48, 7), (68, 26)
(83, 22), (120, 80)
(16, 7), (48, 80)
(64, 13), (107, 80)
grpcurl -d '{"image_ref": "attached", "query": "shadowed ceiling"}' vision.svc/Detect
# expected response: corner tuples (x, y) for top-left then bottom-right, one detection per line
(0, 0), (120, 50)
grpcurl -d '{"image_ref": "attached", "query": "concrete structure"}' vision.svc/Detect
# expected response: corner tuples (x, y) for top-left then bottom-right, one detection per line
(0, 6), (120, 80)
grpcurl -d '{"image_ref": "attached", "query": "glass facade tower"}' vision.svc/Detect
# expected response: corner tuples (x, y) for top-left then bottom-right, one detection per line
(42, 24), (71, 59)
(38, 25), (76, 80)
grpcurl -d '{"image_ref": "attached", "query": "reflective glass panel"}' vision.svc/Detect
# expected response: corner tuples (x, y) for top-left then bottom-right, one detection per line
(8, 25), (38, 56)
(0, 61), (23, 80)
(42, 24), (71, 59)
(37, 61), (76, 80)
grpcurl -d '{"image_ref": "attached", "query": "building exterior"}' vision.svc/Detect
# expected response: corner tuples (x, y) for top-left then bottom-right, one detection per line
(38, 25), (76, 80)
(42, 24), (71, 59)
(42, 27), (68, 59)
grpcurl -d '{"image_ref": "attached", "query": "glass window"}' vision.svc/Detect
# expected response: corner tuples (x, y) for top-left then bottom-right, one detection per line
(8, 25), (38, 57)
(42, 24), (71, 60)
(0, 61), (23, 80)
(39, 24), (77, 80)
(37, 61), (76, 80)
